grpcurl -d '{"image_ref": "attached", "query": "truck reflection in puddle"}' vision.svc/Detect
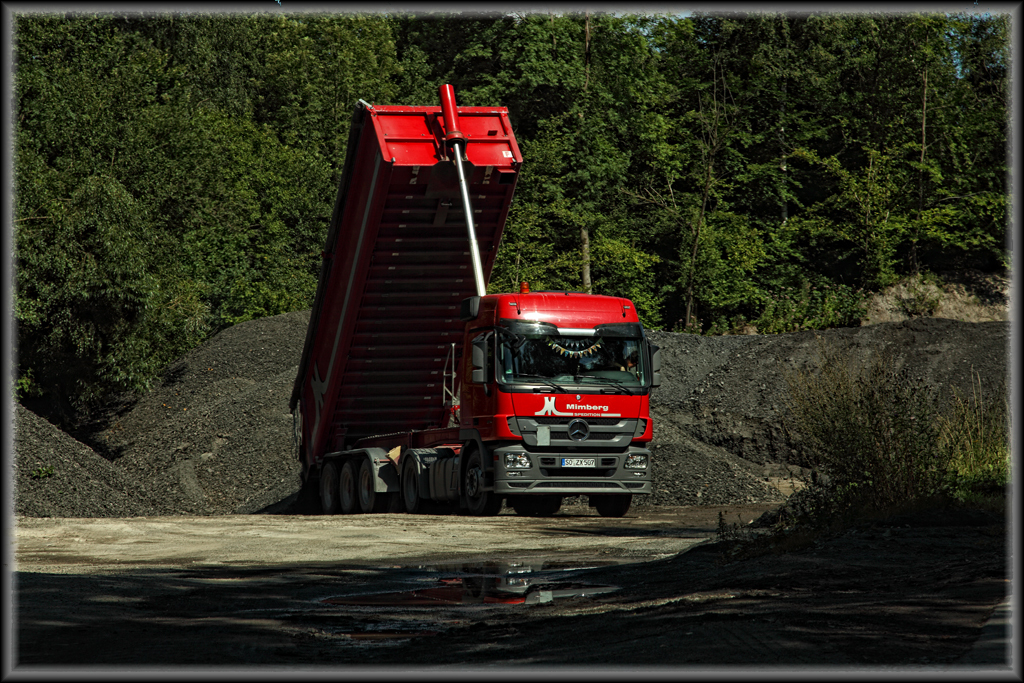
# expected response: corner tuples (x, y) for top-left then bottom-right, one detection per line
(322, 559), (620, 606)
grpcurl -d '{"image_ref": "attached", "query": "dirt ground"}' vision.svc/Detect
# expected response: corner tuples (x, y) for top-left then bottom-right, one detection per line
(12, 502), (1010, 670)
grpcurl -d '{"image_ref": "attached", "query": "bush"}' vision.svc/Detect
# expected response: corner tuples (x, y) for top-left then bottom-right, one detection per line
(784, 342), (948, 521)
(754, 282), (866, 335)
(782, 343), (1009, 529)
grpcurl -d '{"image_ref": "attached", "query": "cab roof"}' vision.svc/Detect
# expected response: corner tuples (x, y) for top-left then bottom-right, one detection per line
(486, 291), (641, 327)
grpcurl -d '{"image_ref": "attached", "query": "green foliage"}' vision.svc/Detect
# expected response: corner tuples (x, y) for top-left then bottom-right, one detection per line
(30, 466), (56, 480)
(15, 174), (163, 409)
(784, 343), (1009, 525)
(785, 343), (947, 514)
(753, 282), (866, 334)
(789, 146), (915, 288)
(13, 13), (342, 418)
(256, 15), (400, 179)
(590, 238), (663, 329)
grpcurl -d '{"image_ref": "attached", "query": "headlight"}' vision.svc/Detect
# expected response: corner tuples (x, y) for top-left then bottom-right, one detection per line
(624, 454), (648, 469)
(505, 453), (532, 469)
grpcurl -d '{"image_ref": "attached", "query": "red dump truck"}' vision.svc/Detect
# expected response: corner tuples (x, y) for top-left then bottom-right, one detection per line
(290, 85), (661, 517)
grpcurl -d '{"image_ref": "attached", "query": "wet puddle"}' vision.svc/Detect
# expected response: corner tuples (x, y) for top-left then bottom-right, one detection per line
(322, 558), (621, 608)
(336, 629), (442, 640)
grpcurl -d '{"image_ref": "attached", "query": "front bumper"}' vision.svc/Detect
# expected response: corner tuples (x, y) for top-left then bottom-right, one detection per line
(492, 444), (652, 496)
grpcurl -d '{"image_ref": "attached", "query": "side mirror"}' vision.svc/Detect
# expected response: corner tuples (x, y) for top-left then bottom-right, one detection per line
(650, 346), (661, 388)
(471, 333), (488, 384)
(460, 296), (481, 322)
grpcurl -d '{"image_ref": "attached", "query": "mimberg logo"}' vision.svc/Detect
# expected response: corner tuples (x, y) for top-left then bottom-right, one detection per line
(535, 397), (573, 416)
(567, 403), (609, 411)
(534, 396), (621, 417)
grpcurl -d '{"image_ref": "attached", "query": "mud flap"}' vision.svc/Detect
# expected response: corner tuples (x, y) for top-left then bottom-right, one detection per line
(429, 454), (460, 502)
(361, 447), (399, 493)
(403, 449), (437, 502)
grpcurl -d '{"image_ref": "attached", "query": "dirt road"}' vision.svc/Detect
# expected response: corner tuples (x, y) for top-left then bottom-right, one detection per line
(14, 503), (747, 572)
(12, 503), (1010, 669)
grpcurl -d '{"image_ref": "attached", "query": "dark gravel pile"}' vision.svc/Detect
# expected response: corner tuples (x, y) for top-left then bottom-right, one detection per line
(13, 312), (1008, 517)
(14, 404), (157, 518)
(648, 317), (1009, 467)
(96, 310), (312, 515)
(15, 311), (310, 517)
(642, 441), (788, 507)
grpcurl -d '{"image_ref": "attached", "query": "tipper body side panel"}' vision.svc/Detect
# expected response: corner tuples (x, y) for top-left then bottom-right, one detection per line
(292, 103), (522, 467)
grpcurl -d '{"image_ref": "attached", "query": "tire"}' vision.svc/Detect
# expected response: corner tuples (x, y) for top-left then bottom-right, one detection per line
(510, 495), (562, 517)
(593, 494), (632, 518)
(358, 457), (389, 513)
(319, 461), (341, 515)
(401, 453), (422, 514)
(339, 460), (358, 514)
(463, 449), (503, 516)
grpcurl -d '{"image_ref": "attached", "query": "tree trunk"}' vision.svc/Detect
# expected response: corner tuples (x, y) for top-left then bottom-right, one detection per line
(912, 67), (927, 275)
(683, 62), (726, 332)
(683, 169), (712, 331)
(581, 225), (592, 294)
(583, 13), (591, 94)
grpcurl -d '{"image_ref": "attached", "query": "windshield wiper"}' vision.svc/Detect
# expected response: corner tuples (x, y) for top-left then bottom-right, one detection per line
(515, 375), (569, 393)
(577, 376), (632, 394)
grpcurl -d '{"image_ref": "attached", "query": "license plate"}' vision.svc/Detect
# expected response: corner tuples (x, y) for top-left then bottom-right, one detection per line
(561, 458), (595, 467)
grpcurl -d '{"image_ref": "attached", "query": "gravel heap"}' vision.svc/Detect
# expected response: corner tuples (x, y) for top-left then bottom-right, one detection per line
(14, 311), (310, 517)
(13, 404), (159, 518)
(13, 312), (1008, 517)
(648, 318), (1009, 467)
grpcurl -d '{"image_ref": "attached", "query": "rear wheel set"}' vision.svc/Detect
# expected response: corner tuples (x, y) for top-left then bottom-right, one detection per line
(319, 457), (390, 514)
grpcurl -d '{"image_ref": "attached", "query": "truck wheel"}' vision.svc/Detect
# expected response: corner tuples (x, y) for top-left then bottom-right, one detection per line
(463, 449), (502, 516)
(593, 494), (632, 518)
(510, 495), (562, 517)
(339, 460), (358, 514)
(358, 457), (389, 513)
(401, 454), (422, 514)
(319, 461), (341, 514)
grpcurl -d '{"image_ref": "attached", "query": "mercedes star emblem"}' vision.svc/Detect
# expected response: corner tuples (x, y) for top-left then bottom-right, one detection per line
(567, 419), (590, 442)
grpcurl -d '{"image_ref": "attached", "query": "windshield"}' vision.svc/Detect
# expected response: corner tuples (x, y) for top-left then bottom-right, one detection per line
(496, 331), (645, 388)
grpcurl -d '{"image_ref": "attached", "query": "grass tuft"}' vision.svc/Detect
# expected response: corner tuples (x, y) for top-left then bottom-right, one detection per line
(715, 344), (1009, 557)
(783, 341), (950, 517)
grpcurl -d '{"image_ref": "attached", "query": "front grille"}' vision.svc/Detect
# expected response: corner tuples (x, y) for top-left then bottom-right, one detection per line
(507, 482), (530, 488)
(550, 431), (617, 441)
(540, 468), (614, 477)
(531, 416), (623, 426)
(535, 481), (621, 489)
(624, 482), (645, 489)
